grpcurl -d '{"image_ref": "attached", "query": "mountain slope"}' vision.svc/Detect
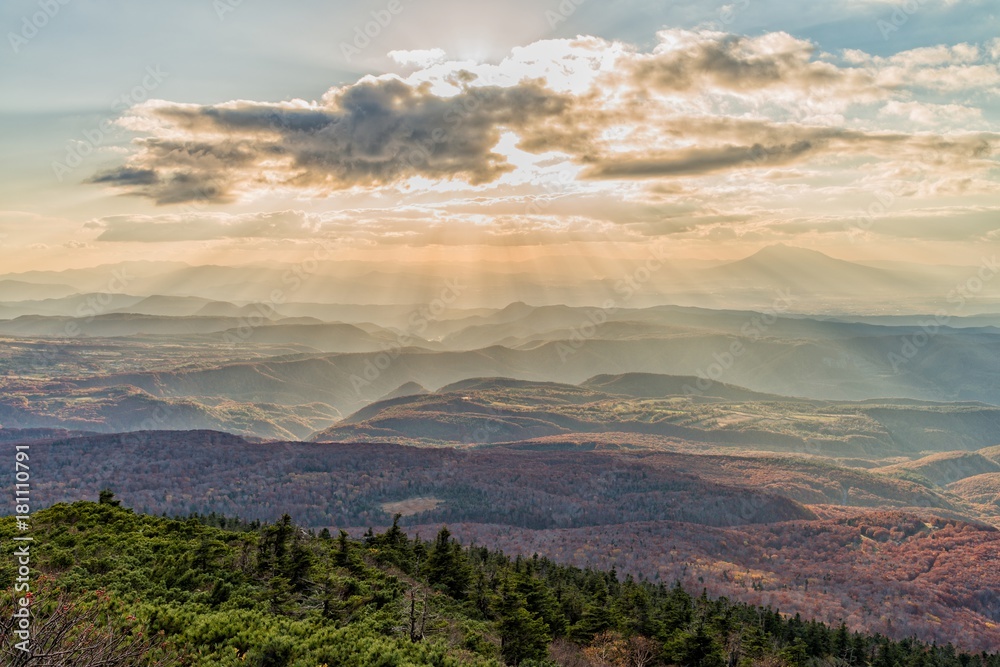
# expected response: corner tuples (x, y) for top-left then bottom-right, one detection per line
(877, 451), (1000, 486)
(704, 244), (916, 295)
(6, 501), (995, 664)
(0, 280), (78, 301)
(219, 322), (432, 353)
(311, 376), (1000, 457)
(582, 372), (798, 401)
(0, 386), (338, 439)
(64, 330), (1000, 414)
(9, 438), (1000, 654)
(949, 473), (1000, 507)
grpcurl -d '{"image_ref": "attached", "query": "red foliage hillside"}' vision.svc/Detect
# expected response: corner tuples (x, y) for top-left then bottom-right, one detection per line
(423, 512), (1000, 652)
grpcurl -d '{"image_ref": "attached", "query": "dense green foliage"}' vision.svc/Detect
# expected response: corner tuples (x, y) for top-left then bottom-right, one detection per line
(1, 500), (997, 666)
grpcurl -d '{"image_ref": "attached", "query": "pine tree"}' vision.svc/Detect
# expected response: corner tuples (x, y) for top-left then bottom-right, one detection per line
(570, 579), (614, 642)
(497, 578), (551, 665)
(98, 489), (122, 506)
(425, 527), (470, 599)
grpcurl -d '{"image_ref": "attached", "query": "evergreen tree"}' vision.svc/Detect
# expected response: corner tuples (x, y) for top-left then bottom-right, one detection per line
(425, 526), (470, 599)
(497, 578), (551, 665)
(98, 489), (122, 506)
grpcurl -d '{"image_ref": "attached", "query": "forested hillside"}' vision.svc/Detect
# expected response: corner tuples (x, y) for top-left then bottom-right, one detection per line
(2, 500), (997, 667)
(311, 377), (1000, 455)
(15, 430), (1000, 649)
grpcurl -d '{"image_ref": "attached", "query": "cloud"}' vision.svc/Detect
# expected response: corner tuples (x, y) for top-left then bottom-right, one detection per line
(772, 206), (1000, 242)
(631, 30), (877, 98)
(868, 207), (1000, 241)
(87, 211), (324, 242)
(845, 0), (968, 6)
(581, 118), (996, 181)
(583, 141), (818, 179)
(389, 48), (447, 67)
(89, 168), (158, 186)
(91, 79), (572, 204)
(83, 190), (724, 245)
(878, 100), (983, 126)
(844, 42), (1000, 92)
(88, 29), (1000, 218)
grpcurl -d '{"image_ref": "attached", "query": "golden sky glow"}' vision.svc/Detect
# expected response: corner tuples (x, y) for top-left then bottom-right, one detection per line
(1, 4), (999, 274)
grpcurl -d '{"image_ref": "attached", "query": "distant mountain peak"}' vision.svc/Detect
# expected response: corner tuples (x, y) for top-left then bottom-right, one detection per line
(380, 382), (430, 401)
(721, 244), (894, 280)
(745, 244), (836, 262)
(499, 301), (535, 313)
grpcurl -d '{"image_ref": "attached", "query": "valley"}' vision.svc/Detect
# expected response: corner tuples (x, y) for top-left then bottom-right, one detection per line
(2, 247), (999, 657)
(6, 7), (1000, 662)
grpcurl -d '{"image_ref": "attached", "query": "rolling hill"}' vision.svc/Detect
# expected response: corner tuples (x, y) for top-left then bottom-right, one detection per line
(6, 500), (994, 663)
(6, 431), (1000, 653)
(53, 327), (1000, 416)
(702, 244), (916, 296)
(877, 451), (1000, 486)
(0, 386), (338, 439)
(0, 279), (78, 301)
(949, 473), (1000, 507)
(311, 375), (1000, 457)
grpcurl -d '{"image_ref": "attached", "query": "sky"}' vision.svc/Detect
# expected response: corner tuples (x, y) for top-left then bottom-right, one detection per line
(0, 0), (998, 273)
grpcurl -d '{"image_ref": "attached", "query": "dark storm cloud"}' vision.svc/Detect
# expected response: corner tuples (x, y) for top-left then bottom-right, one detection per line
(93, 78), (571, 204)
(89, 168), (158, 185)
(583, 141), (817, 179)
(88, 31), (999, 207)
